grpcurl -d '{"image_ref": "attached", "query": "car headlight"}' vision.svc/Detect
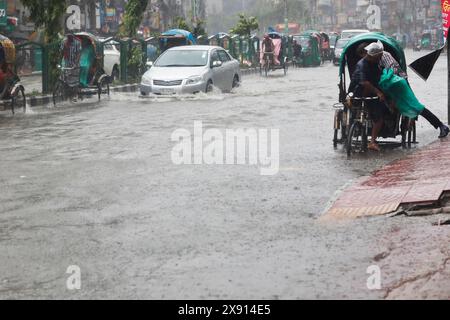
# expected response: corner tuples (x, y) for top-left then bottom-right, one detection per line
(142, 77), (152, 85)
(186, 76), (203, 85)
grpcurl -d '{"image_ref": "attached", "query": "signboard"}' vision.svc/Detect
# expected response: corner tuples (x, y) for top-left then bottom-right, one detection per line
(66, 4), (81, 31)
(0, 0), (7, 27)
(442, 0), (450, 39)
(367, 5), (381, 30)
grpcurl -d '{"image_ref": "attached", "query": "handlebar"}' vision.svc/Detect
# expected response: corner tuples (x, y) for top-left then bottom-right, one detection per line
(58, 66), (80, 71)
(351, 96), (379, 101)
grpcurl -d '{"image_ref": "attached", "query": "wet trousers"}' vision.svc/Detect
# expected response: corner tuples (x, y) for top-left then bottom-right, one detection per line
(421, 108), (443, 129)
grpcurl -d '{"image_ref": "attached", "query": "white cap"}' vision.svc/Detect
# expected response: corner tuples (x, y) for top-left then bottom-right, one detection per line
(365, 41), (384, 56)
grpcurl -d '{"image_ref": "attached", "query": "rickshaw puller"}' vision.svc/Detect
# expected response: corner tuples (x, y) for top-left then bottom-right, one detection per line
(349, 41), (389, 152)
(262, 34), (275, 66)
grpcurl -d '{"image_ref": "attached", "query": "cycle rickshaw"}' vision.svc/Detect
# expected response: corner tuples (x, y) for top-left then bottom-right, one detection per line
(320, 32), (333, 62)
(259, 32), (288, 77)
(292, 33), (321, 67)
(159, 29), (197, 53)
(332, 33), (416, 156)
(0, 34), (26, 114)
(53, 32), (110, 106)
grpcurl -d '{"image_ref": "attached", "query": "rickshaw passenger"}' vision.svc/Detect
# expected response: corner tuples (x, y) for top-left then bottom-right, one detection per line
(377, 49), (450, 139)
(348, 41), (389, 152)
(61, 35), (82, 68)
(80, 38), (95, 87)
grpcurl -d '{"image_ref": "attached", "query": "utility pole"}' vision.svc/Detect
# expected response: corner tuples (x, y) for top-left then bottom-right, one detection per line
(445, 39), (450, 123)
(284, 0), (288, 34)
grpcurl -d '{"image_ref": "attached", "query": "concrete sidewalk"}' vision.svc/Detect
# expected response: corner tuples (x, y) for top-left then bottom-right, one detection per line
(323, 138), (450, 219)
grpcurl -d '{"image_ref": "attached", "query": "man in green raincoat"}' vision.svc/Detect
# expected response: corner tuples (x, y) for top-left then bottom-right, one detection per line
(79, 39), (95, 87)
(378, 48), (449, 139)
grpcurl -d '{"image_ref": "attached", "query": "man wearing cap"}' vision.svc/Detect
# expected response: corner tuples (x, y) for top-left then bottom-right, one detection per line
(348, 41), (389, 151)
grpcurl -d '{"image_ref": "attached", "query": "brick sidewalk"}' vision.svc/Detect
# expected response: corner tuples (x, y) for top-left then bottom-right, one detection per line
(323, 139), (450, 219)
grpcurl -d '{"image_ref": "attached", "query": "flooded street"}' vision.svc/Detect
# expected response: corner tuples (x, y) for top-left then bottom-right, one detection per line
(1, 50), (449, 299)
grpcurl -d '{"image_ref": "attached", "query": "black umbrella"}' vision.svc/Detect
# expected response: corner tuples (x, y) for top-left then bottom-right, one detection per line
(408, 44), (446, 81)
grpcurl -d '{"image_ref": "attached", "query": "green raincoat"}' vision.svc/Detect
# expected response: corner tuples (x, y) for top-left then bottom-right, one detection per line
(379, 68), (425, 119)
(79, 46), (95, 87)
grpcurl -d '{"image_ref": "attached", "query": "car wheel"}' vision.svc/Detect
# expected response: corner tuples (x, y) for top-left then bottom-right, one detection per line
(111, 66), (119, 82)
(232, 75), (240, 89)
(205, 80), (213, 93)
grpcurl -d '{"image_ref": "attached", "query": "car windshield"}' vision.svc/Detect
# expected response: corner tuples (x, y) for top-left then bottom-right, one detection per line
(155, 50), (209, 67)
(336, 39), (349, 49)
(294, 37), (310, 48)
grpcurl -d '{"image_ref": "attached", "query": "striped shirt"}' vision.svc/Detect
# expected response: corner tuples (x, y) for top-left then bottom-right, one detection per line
(61, 37), (82, 68)
(380, 51), (408, 79)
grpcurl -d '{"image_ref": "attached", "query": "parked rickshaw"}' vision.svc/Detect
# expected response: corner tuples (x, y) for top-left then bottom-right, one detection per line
(259, 32), (288, 76)
(53, 33), (110, 106)
(292, 33), (321, 67)
(0, 34), (26, 114)
(159, 29), (196, 53)
(333, 33), (416, 156)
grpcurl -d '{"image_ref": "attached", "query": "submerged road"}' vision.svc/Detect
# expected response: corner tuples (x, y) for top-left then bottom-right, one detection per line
(1, 50), (449, 299)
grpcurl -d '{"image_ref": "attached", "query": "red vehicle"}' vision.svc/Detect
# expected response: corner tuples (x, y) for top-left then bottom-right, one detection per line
(0, 34), (26, 114)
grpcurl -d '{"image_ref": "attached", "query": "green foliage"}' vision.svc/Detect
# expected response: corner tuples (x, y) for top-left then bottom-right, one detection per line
(172, 17), (192, 32)
(21, 0), (66, 42)
(119, 0), (148, 38)
(193, 20), (207, 38)
(127, 46), (145, 83)
(21, 0), (66, 92)
(171, 17), (207, 38)
(230, 14), (259, 37)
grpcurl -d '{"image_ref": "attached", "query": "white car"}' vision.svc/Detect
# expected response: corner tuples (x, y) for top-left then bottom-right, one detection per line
(333, 38), (351, 65)
(103, 41), (120, 81)
(341, 29), (370, 39)
(140, 46), (241, 96)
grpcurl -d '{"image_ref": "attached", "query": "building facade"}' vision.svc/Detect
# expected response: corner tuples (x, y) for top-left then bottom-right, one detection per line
(0, 0), (206, 39)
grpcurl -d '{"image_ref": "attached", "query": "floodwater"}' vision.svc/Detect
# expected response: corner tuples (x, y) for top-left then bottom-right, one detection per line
(1, 50), (449, 299)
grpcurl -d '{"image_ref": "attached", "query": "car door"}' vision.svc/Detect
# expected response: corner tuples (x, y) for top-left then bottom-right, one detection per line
(209, 50), (225, 89)
(217, 50), (235, 91)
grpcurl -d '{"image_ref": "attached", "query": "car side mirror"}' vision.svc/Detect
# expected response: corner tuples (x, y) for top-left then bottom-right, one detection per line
(211, 60), (223, 68)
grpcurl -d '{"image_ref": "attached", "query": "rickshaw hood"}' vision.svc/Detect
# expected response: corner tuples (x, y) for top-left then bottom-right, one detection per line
(338, 32), (406, 79)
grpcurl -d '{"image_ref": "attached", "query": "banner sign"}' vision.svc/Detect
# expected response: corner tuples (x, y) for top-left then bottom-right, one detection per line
(442, 0), (450, 39)
(0, 0), (7, 27)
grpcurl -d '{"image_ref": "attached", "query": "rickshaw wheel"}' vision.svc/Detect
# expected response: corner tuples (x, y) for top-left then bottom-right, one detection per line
(347, 122), (365, 157)
(11, 87), (26, 115)
(53, 80), (66, 106)
(264, 63), (269, 77)
(98, 77), (110, 100)
(333, 110), (344, 147)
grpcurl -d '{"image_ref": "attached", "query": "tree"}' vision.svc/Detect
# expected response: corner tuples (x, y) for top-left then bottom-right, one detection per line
(119, 0), (149, 38)
(21, 0), (66, 43)
(21, 0), (67, 93)
(172, 17), (192, 32)
(193, 20), (207, 38)
(230, 14), (259, 36)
